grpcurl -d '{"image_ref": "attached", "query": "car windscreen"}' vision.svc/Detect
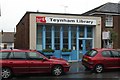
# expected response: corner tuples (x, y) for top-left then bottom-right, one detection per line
(85, 49), (97, 57)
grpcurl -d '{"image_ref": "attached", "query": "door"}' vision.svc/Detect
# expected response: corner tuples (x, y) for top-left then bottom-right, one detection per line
(27, 52), (51, 73)
(85, 40), (92, 52)
(111, 50), (120, 68)
(79, 40), (83, 59)
(101, 50), (115, 68)
(79, 39), (92, 59)
(8, 52), (29, 74)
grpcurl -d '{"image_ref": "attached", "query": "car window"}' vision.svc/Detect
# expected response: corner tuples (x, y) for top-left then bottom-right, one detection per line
(102, 51), (112, 57)
(0, 52), (9, 59)
(9, 52), (26, 60)
(116, 51), (120, 58)
(118, 51), (120, 58)
(85, 49), (97, 57)
(27, 52), (44, 60)
(111, 51), (119, 58)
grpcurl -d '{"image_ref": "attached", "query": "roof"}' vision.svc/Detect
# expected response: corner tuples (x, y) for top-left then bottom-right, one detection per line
(82, 2), (120, 16)
(0, 32), (15, 43)
(93, 48), (115, 51)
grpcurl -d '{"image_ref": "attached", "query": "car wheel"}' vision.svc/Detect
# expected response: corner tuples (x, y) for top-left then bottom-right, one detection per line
(52, 65), (63, 76)
(2, 68), (12, 79)
(94, 65), (103, 73)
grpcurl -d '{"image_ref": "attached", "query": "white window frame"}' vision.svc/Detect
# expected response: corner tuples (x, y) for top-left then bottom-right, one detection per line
(105, 15), (113, 27)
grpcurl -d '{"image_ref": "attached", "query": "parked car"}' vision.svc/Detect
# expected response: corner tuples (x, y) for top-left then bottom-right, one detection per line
(0, 49), (70, 79)
(82, 48), (120, 73)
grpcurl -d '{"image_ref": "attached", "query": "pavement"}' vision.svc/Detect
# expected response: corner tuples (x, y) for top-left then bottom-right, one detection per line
(68, 61), (86, 74)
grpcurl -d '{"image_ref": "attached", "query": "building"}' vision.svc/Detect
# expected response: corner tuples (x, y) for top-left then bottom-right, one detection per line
(15, 12), (101, 61)
(0, 32), (15, 49)
(82, 2), (120, 49)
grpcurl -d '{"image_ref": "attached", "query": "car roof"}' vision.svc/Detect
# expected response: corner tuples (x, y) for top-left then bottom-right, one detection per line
(92, 48), (115, 51)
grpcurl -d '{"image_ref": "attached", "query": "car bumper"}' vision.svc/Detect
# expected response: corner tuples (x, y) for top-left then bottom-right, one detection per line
(82, 61), (94, 69)
(63, 66), (70, 72)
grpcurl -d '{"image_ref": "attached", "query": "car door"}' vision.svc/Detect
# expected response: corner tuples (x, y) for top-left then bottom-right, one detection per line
(8, 51), (29, 74)
(101, 50), (115, 69)
(27, 51), (51, 73)
(111, 50), (119, 68)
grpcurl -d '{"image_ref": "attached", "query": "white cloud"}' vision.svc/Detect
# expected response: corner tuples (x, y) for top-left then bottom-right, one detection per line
(0, 0), (120, 32)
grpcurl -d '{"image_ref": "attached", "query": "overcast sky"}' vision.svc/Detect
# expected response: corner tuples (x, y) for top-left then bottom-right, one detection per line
(0, 0), (120, 32)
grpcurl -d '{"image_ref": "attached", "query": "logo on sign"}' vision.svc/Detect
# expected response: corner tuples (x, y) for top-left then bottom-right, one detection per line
(36, 16), (46, 23)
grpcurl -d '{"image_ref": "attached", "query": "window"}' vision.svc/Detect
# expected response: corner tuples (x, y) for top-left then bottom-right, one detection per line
(36, 24), (42, 50)
(63, 26), (68, 49)
(46, 25), (51, 49)
(111, 51), (119, 57)
(117, 51), (120, 57)
(102, 51), (111, 57)
(9, 52), (26, 59)
(3, 44), (7, 49)
(105, 16), (113, 27)
(79, 27), (84, 38)
(28, 52), (43, 60)
(87, 27), (93, 38)
(86, 40), (92, 51)
(85, 49), (97, 57)
(71, 26), (76, 50)
(54, 26), (60, 50)
(0, 52), (9, 59)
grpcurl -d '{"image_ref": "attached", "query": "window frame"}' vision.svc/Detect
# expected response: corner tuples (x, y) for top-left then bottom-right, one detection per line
(0, 52), (10, 59)
(27, 51), (44, 60)
(105, 15), (113, 27)
(101, 50), (112, 57)
(8, 52), (27, 60)
(111, 50), (119, 58)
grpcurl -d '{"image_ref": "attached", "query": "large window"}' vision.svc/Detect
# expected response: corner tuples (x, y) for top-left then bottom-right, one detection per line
(54, 26), (60, 50)
(87, 27), (93, 38)
(71, 26), (76, 50)
(105, 15), (113, 27)
(46, 25), (51, 49)
(79, 27), (84, 38)
(37, 24), (42, 50)
(63, 26), (68, 49)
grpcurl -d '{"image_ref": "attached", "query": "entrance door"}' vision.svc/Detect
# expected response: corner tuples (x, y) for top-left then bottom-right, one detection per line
(79, 40), (83, 59)
(85, 40), (92, 52)
(79, 39), (92, 59)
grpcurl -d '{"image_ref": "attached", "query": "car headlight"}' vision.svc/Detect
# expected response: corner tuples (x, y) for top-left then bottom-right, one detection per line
(66, 62), (70, 66)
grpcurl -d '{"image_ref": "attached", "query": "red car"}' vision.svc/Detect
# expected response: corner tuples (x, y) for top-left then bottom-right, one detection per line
(82, 48), (120, 73)
(0, 49), (70, 79)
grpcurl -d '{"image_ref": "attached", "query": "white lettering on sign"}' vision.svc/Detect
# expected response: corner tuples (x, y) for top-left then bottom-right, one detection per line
(36, 16), (96, 25)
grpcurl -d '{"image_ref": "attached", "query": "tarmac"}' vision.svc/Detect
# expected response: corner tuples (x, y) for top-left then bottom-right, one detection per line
(68, 61), (86, 74)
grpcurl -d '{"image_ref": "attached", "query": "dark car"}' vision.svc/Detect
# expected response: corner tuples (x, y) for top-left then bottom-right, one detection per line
(0, 49), (70, 79)
(82, 48), (120, 73)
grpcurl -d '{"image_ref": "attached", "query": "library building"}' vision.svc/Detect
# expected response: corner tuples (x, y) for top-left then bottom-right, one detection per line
(15, 12), (101, 61)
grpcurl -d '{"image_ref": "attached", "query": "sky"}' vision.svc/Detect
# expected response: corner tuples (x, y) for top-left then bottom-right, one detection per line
(0, 0), (120, 32)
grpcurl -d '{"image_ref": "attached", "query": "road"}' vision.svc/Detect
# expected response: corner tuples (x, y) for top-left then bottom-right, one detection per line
(3, 62), (120, 80)
(6, 70), (120, 80)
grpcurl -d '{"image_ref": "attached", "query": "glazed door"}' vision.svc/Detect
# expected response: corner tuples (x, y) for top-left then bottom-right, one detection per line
(79, 39), (92, 59)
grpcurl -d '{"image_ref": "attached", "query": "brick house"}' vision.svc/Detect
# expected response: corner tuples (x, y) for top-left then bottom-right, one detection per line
(81, 2), (120, 49)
